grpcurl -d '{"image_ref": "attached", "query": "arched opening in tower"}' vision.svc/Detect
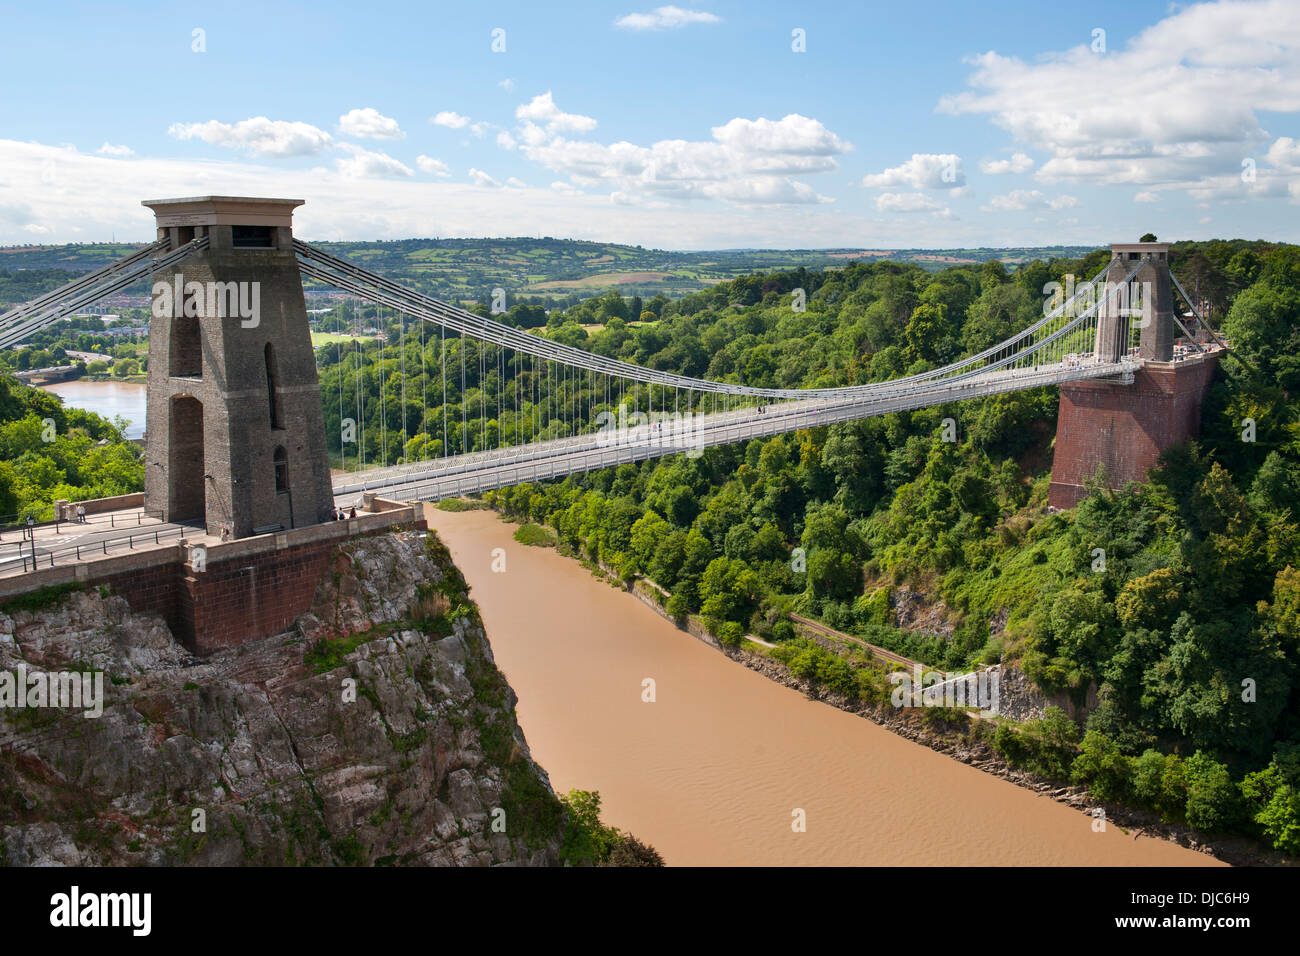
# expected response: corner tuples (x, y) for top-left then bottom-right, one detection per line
(168, 395), (206, 523)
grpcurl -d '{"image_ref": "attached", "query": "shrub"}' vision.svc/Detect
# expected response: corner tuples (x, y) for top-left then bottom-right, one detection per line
(853, 587), (891, 627)
(665, 590), (690, 621)
(513, 522), (557, 547)
(1184, 751), (1241, 833)
(1070, 731), (1132, 803)
(718, 621), (744, 646)
(990, 706), (1080, 780)
(1132, 749), (1188, 821)
(1239, 750), (1300, 853)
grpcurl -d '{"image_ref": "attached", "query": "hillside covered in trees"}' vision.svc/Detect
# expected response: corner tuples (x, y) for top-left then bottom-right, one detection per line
(317, 236), (1300, 854)
(0, 376), (142, 522)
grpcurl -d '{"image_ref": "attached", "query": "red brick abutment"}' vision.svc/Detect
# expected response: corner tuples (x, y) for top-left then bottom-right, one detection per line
(1048, 352), (1221, 509)
(0, 503), (425, 655)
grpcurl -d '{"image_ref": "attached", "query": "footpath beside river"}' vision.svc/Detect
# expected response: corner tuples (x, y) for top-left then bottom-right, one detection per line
(427, 507), (1216, 867)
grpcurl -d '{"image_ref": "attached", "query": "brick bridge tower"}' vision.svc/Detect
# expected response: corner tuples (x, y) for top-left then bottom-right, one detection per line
(142, 196), (335, 538)
(1047, 241), (1222, 509)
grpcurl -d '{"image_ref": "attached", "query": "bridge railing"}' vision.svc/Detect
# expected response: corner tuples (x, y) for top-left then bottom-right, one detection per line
(2, 523), (192, 575)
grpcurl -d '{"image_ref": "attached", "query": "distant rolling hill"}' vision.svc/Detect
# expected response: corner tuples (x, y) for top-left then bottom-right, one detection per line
(0, 237), (1103, 308)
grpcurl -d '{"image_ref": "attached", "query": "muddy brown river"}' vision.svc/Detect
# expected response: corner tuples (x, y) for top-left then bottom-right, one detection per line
(428, 508), (1217, 867)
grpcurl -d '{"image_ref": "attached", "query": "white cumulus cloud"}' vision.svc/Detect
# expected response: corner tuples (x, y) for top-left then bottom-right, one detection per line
(1267, 136), (1300, 171)
(516, 92), (598, 134)
(614, 6), (721, 30)
(432, 111), (471, 129)
(336, 143), (413, 179)
(96, 142), (134, 157)
(338, 107), (405, 140)
(168, 117), (334, 157)
(862, 153), (965, 190)
(515, 101), (850, 206)
(416, 155), (451, 177)
(979, 152), (1034, 175)
(938, 0), (1300, 195)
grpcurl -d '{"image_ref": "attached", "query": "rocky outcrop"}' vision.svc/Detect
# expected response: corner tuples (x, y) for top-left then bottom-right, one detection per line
(0, 531), (565, 866)
(993, 663), (1098, 722)
(888, 586), (955, 638)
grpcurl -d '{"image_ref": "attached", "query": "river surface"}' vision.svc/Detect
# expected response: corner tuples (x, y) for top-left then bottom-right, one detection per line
(428, 508), (1217, 867)
(40, 380), (146, 439)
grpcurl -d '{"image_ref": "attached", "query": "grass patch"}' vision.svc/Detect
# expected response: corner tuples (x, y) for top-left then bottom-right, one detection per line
(0, 583), (81, 615)
(435, 497), (489, 512)
(303, 627), (391, 674)
(513, 523), (557, 548)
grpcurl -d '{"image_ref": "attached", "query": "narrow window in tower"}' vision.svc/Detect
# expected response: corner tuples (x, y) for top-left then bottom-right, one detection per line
(265, 342), (283, 429)
(274, 446), (289, 493)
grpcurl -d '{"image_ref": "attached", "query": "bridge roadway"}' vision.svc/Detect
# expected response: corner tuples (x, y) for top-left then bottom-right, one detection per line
(332, 356), (1138, 505)
(0, 510), (204, 578)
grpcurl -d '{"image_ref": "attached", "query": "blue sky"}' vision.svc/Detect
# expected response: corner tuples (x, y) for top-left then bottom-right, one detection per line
(1, 0), (1297, 248)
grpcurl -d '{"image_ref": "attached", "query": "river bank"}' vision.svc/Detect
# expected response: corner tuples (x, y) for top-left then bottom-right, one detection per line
(555, 522), (1285, 866)
(427, 505), (1216, 866)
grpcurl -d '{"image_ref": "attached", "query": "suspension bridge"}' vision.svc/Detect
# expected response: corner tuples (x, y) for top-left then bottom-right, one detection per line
(0, 196), (1225, 542)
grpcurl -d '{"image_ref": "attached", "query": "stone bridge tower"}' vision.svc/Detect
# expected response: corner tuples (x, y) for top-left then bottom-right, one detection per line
(142, 196), (334, 538)
(1047, 240), (1221, 509)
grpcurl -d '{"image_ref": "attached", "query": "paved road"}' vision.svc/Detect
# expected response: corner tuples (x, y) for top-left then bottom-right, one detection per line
(0, 511), (200, 577)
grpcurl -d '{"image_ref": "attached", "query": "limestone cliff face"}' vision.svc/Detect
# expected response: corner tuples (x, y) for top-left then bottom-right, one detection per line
(0, 531), (565, 866)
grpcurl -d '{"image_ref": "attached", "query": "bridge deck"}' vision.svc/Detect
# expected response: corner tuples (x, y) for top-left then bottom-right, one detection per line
(331, 358), (1139, 504)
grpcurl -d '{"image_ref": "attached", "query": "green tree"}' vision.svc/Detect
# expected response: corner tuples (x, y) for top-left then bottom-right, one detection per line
(1183, 751), (1241, 832)
(1240, 749), (1300, 854)
(1070, 730), (1131, 802)
(1132, 749), (1188, 820)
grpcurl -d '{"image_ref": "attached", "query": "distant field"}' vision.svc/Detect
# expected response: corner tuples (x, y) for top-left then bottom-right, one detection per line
(533, 271), (676, 290)
(311, 332), (382, 347)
